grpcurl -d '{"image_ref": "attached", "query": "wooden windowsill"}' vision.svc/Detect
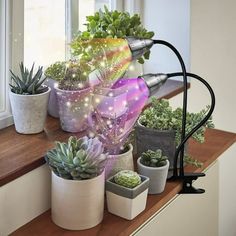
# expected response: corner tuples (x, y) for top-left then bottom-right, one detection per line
(10, 128), (236, 236)
(0, 79), (188, 187)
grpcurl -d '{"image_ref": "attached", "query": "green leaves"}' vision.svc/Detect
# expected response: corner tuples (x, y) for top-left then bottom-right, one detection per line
(10, 62), (47, 95)
(140, 149), (168, 167)
(139, 98), (215, 145)
(71, 6), (155, 64)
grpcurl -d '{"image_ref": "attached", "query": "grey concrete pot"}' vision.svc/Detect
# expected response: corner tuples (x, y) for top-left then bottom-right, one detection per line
(44, 78), (59, 118)
(9, 87), (50, 134)
(135, 119), (176, 178)
(137, 158), (169, 194)
(106, 174), (149, 220)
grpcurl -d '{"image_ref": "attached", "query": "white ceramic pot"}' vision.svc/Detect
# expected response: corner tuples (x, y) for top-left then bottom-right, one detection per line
(44, 78), (59, 118)
(55, 87), (92, 132)
(9, 87), (50, 134)
(106, 144), (134, 179)
(51, 171), (105, 230)
(137, 158), (169, 194)
(106, 174), (149, 220)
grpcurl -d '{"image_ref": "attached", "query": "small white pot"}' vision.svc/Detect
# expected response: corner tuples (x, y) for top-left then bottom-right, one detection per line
(137, 158), (169, 194)
(51, 171), (105, 230)
(106, 174), (149, 220)
(9, 88), (51, 134)
(106, 144), (134, 179)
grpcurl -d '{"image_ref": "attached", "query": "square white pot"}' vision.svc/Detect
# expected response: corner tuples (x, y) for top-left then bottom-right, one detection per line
(106, 175), (149, 220)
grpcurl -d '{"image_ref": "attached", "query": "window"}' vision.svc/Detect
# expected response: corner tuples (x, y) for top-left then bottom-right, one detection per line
(0, 0), (117, 129)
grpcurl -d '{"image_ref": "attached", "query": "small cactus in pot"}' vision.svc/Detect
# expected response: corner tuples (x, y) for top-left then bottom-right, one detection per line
(113, 170), (141, 189)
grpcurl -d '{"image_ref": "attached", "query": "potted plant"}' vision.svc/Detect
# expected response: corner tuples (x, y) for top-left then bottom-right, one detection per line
(70, 6), (154, 79)
(55, 60), (93, 132)
(137, 149), (169, 194)
(45, 136), (108, 230)
(44, 61), (66, 118)
(106, 170), (149, 220)
(9, 62), (50, 134)
(136, 98), (214, 176)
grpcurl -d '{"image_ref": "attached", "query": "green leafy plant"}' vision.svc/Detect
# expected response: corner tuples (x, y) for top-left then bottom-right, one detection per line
(10, 62), (47, 95)
(139, 98), (214, 145)
(71, 6), (154, 64)
(140, 149), (168, 167)
(44, 61), (66, 82)
(114, 170), (141, 188)
(45, 136), (108, 180)
(139, 98), (215, 167)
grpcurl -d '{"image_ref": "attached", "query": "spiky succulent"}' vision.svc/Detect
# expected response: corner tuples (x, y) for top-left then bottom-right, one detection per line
(114, 170), (141, 188)
(45, 136), (108, 180)
(140, 149), (168, 167)
(10, 62), (47, 95)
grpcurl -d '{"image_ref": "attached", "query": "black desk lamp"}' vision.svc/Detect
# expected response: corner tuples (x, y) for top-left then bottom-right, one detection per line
(126, 37), (216, 194)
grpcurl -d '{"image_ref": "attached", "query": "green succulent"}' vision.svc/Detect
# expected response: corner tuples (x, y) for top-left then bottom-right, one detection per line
(44, 61), (66, 82)
(139, 98), (214, 168)
(45, 136), (108, 180)
(58, 60), (91, 90)
(10, 62), (47, 95)
(140, 149), (168, 167)
(139, 98), (214, 145)
(114, 170), (141, 188)
(71, 6), (154, 64)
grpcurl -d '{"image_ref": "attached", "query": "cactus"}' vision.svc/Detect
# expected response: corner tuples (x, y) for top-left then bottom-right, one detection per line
(10, 62), (47, 95)
(45, 136), (108, 180)
(114, 170), (141, 188)
(140, 149), (168, 167)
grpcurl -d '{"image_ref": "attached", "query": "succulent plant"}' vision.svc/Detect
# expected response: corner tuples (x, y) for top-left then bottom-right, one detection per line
(139, 98), (214, 145)
(114, 170), (141, 188)
(71, 6), (154, 64)
(140, 149), (168, 167)
(57, 60), (91, 90)
(10, 62), (47, 95)
(44, 61), (66, 82)
(45, 136), (108, 180)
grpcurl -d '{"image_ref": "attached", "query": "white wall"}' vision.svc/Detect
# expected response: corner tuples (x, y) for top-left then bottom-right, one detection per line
(0, 165), (51, 236)
(143, 0), (190, 74)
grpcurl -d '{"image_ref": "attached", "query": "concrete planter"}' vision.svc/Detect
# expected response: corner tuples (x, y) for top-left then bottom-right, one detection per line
(135, 119), (176, 178)
(51, 171), (105, 230)
(137, 158), (169, 194)
(106, 174), (149, 220)
(106, 144), (134, 179)
(9, 87), (50, 134)
(55, 87), (92, 132)
(44, 78), (59, 118)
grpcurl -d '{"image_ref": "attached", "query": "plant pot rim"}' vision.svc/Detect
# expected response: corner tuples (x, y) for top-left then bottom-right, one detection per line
(51, 170), (105, 183)
(137, 118), (176, 134)
(137, 157), (169, 170)
(55, 86), (91, 93)
(106, 173), (149, 199)
(9, 86), (51, 97)
(108, 143), (133, 158)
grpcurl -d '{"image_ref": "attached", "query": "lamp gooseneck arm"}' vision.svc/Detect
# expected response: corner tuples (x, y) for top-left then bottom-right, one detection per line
(153, 39), (188, 178)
